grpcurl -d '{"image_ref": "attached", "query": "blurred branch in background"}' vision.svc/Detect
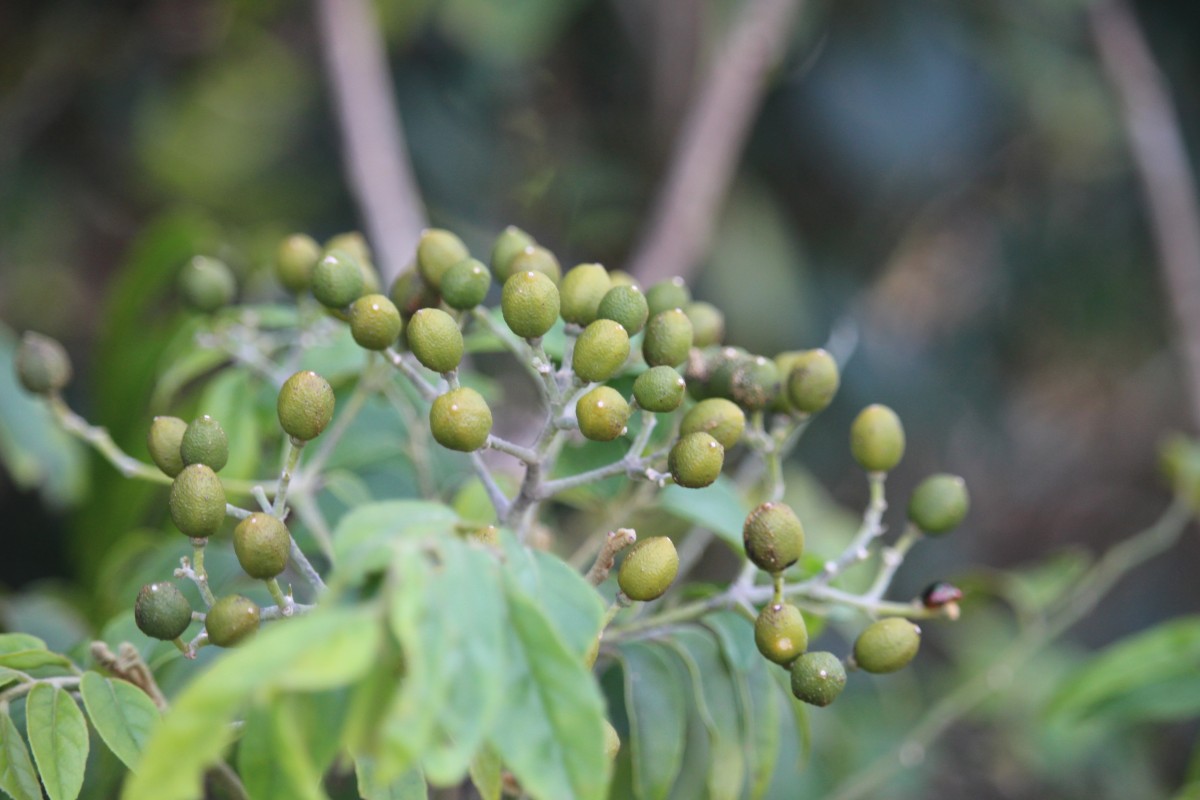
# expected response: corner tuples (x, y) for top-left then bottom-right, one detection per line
(1091, 0), (1200, 431)
(314, 0), (427, 284)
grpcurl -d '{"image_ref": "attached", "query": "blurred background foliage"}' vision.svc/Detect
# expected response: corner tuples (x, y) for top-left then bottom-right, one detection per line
(3, 0), (1200, 797)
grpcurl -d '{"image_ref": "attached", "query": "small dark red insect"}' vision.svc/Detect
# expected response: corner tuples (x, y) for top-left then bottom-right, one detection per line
(921, 581), (963, 609)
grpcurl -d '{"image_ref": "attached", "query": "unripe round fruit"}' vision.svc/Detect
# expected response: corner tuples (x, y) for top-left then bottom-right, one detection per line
(786, 349), (840, 414)
(325, 233), (380, 294)
(743, 502), (805, 574)
(633, 366), (686, 413)
(668, 432), (724, 489)
(416, 229), (470, 290)
(850, 404), (906, 473)
(490, 226), (535, 281)
(501, 271), (560, 339)
(508, 245), (562, 284)
(790, 651), (846, 707)
(430, 387), (493, 452)
(276, 234), (322, 293)
(908, 474), (969, 535)
(608, 270), (638, 287)
(576, 386), (631, 442)
(134, 582), (192, 641)
(603, 720), (621, 761)
(147, 416), (188, 478)
(407, 308), (464, 373)
(618, 536), (679, 601)
(15, 332), (72, 395)
(643, 309), (694, 367)
(572, 320), (630, 383)
(705, 348), (754, 401)
(278, 370), (336, 441)
(440, 258), (492, 310)
(729, 356), (781, 412)
(312, 249), (365, 309)
(180, 415), (229, 472)
(205, 595), (261, 647)
(680, 398), (745, 449)
(560, 264), (612, 325)
(853, 617), (921, 674)
(684, 302), (725, 347)
(754, 603), (809, 666)
(233, 513), (292, 579)
(349, 294), (403, 350)
(169, 464), (226, 538)
(645, 277), (691, 318)
(179, 256), (235, 313)
(597, 285), (650, 335)
(389, 271), (441, 319)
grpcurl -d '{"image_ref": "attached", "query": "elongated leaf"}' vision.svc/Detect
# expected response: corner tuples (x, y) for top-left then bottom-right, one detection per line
(0, 670), (21, 692)
(657, 477), (747, 550)
(617, 643), (687, 800)
(0, 637), (46, 656)
(238, 699), (328, 800)
(468, 747), (503, 800)
(332, 501), (459, 585)
(26, 684), (88, 800)
(0, 711), (42, 800)
(150, 346), (227, 411)
(0, 653), (72, 672)
(79, 673), (160, 771)
(500, 538), (606, 658)
(354, 755), (427, 800)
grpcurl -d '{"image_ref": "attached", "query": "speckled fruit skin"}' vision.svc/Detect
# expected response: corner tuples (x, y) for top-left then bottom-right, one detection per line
(668, 432), (724, 489)
(618, 537), (679, 601)
(572, 320), (630, 383)
(490, 226), (535, 281)
(754, 603), (809, 666)
(407, 308), (465, 373)
(277, 371), (336, 442)
(312, 249), (365, 309)
(850, 404), (905, 473)
(633, 366), (686, 413)
(743, 502), (805, 574)
(327, 232), (381, 294)
(429, 388), (493, 452)
(233, 513), (292, 579)
(276, 234), (322, 293)
(169, 464), (226, 538)
(205, 595), (261, 647)
(180, 415), (228, 472)
(560, 263), (612, 326)
(644, 277), (691, 318)
(680, 398), (745, 449)
(575, 386), (631, 442)
(642, 309), (694, 368)
(389, 271), (441, 319)
(440, 258), (492, 310)
(349, 294), (403, 351)
(501, 271), (561, 339)
(790, 651), (846, 707)
(597, 285), (650, 335)
(417, 229), (470, 290)
(134, 583), (192, 641)
(785, 349), (840, 414)
(15, 332), (72, 395)
(147, 416), (188, 478)
(684, 302), (725, 347)
(853, 617), (921, 674)
(729, 356), (781, 412)
(907, 473), (969, 535)
(179, 256), (235, 313)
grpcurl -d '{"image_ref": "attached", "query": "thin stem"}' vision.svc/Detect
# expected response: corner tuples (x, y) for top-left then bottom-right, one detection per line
(252, 486), (273, 513)
(470, 452), (512, 519)
(272, 438), (305, 518)
(807, 472), (887, 587)
(225, 503), (254, 520)
(260, 602), (317, 621)
(265, 579), (291, 614)
(384, 348), (439, 402)
(486, 435), (539, 465)
(863, 524), (922, 602)
(539, 412), (663, 498)
(470, 309), (548, 403)
(0, 675), (80, 705)
(289, 539), (327, 594)
(286, 489), (336, 565)
(528, 337), (561, 404)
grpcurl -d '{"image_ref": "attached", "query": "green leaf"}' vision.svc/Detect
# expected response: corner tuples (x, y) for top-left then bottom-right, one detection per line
(238, 699), (329, 800)
(332, 500), (459, 586)
(1003, 549), (1092, 616)
(354, 755), (427, 800)
(0, 711), (43, 800)
(616, 643), (687, 800)
(0, 670), (21, 692)
(657, 477), (748, 550)
(149, 343), (228, 411)
(0, 653), (73, 672)
(0, 636), (47, 655)
(468, 747), (503, 800)
(26, 684), (88, 800)
(500, 538), (606, 659)
(78, 673), (160, 771)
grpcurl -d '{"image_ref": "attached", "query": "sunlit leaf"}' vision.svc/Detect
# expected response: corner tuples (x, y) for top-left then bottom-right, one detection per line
(79, 673), (160, 771)
(0, 710), (42, 800)
(26, 684), (88, 800)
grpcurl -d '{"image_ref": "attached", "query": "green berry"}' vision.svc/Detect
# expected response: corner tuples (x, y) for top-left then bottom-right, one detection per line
(668, 431), (724, 489)
(785, 349), (840, 414)
(312, 249), (365, 309)
(907, 474), (969, 535)
(850, 404), (905, 473)
(490, 226), (535, 281)
(729, 356), (781, 412)
(684, 302), (725, 348)
(576, 386), (631, 442)
(417, 229), (470, 290)
(633, 366), (686, 413)
(134, 583), (192, 641)
(179, 256), (235, 313)
(508, 245), (562, 284)
(276, 234), (321, 293)
(147, 416), (188, 478)
(618, 536), (679, 601)
(853, 617), (921, 674)
(597, 285), (650, 335)
(560, 264), (612, 326)
(407, 308), (465, 373)
(790, 651), (846, 707)
(233, 513), (292, 579)
(680, 398), (745, 449)
(430, 387), (493, 452)
(743, 501), (805, 574)
(501, 271), (561, 339)
(15, 332), (72, 395)
(440, 258), (492, 310)
(754, 603), (809, 666)
(169, 464), (226, 538)
(205, 595), (261, 647)
(180, 415), (229, 472)
(645, 277), (691, 318)
(350, 294), (403, 351)
(643, 309), (694, 367)
(389, 271), (441, 319)
(705, 347), (754, 401)
(277, 370), (336, 442)
(608, 270), (638, 287)
(572, 320), (630, 383)
(325, 232), (380, 293)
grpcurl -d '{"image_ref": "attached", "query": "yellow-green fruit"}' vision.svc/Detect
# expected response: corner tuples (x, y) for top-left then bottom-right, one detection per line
(389, 271), (441, 319)
(407, 308), (464, 373)
(685, 302), (725, 347)
(576, 386), (631, 442)
(180, 415), (229, 472)
(597, 285), (650, 335)
(15, 331), (72, 395)
(560, 263), (612, 325)
(490, 226), (535, 281)
(205, 595), (261, 647)
(908, 474), (969, 535)
(680, 398), (745, 449)
(134, 582), (192, 641)
(276, 233), (321, 293)
(850, 404), (906, 473)
(179, 256), (235, 313)
(277, 370), (336, 441)
(603, 720), (621, 760)
(608, 270), (637, 287)
(233, 513), (292, 579)
(786, 349), (840, 414)
(501, 271), (561, 339)
(350, 294), (403, 350)
(325, 232), (380, 293)
(147, 416), (188, 478)
(755, 603), (809, 666)
(440, 258), (492, 310)
(668, 432), (724, 489)
(312, 249), (366, 309)
(790, 651), (846, 707)
(416, 229), (470, 290)
(618, 536), (679, 601)
(704, 347), (753, 401)
(508, 245), (562, 284)
(572, 319), (630, 383)
(853, 617), (921, 674)
(729, 356), (781, 411)
(643, 309), (694, 367)
(169, 464), (226, 538)
(743, 501), (805, 574)
(645, 277), (691, 318)
(633, 366), (686, 413)
(430, 387), (493, 452)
